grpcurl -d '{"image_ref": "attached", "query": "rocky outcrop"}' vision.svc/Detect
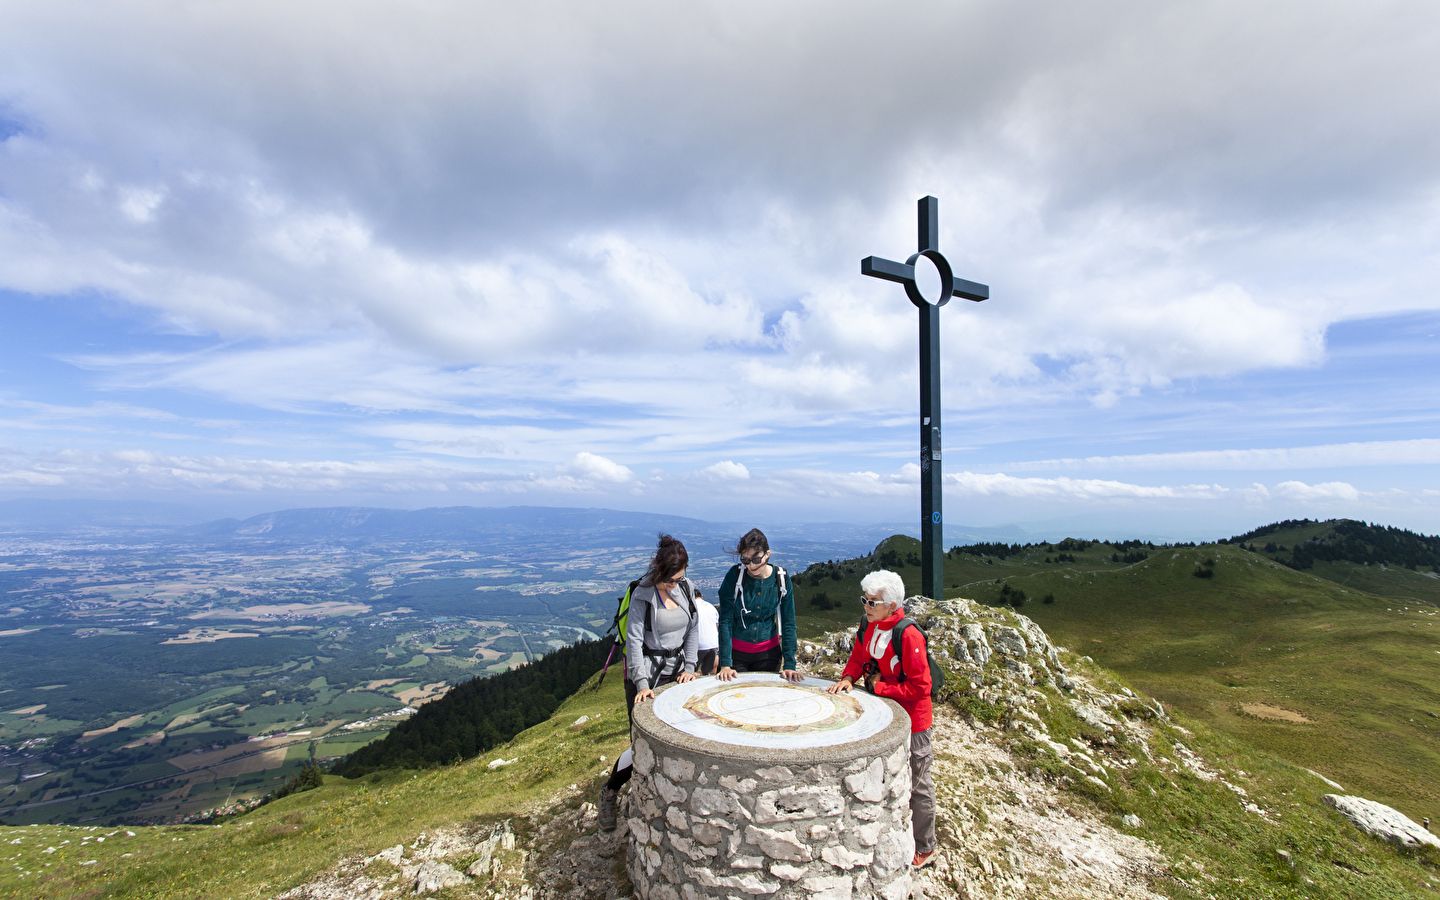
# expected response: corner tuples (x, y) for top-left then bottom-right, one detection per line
(273, 819), (552, 900)
(1322, 794), (1440, 850)
(413, 860), (465, 894)
(799, 597), (1168, 786)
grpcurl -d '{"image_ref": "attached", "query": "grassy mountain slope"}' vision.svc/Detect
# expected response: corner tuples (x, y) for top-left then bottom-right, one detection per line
(4, 611), (1439, 898)
(790, 537), (1440, 828)
(791, 533), (1141, 637)
(985, 544), (1440, 827)
(5, 611), (1437, 899)
(1225, 518), (1440, 606)
(0, 674), (633, 900)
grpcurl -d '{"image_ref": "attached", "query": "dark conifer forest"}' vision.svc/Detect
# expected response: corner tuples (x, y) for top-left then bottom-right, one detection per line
(332, 638), (611, 776)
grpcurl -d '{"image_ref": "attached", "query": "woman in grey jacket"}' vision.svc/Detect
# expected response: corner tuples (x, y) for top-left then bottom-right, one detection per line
(598, 534), (699, 831)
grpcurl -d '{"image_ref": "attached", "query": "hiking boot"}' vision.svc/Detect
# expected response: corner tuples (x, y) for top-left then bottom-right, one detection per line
(912, 849), (936, 869)
(598, 786), (619, 833)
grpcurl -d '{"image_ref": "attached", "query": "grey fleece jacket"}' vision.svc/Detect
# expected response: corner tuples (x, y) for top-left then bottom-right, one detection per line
(625, 578), (699, 692)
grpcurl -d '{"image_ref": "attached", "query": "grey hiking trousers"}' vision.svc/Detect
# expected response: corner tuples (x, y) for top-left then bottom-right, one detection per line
(911, 728), (936, 855)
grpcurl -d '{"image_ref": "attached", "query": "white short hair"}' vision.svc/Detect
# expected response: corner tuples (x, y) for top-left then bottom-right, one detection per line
(860, 570), (905, 608)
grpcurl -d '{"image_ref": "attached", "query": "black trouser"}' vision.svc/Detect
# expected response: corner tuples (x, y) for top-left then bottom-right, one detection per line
(607, 669), (680, 791)
(698, 648), (718, 676)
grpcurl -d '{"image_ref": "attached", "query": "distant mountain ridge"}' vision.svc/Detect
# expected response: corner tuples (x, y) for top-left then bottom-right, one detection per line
(0, 499), (1042, 558)
(187, 505), (715, 541)
(0, 498), (211, 531)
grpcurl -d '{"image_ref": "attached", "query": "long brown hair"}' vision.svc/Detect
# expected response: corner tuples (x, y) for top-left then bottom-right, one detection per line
(644, 533), (689, 586)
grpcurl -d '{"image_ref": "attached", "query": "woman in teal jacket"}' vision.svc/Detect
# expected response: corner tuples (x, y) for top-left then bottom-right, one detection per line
(716, 528), (802, 682)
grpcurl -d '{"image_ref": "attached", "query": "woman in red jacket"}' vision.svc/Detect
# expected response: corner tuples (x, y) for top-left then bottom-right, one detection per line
(826, 569), (936, 868)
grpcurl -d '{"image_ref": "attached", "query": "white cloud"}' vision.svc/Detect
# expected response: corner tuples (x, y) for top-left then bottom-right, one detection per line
(1273, 480), (1362, 503)
(946, 472), (1225, 501)
(0, 1), (1435, 417)
(557, 452), (634, 485)
(118, 186), (165, 223)
(694, 461), (749, 480)
(0, 449), (644, 496)
(1004, 439), (1440, 472)
(761, 464), (920, 499)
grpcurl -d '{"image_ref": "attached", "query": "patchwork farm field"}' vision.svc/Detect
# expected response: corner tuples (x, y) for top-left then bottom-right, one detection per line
(0, 543), (620, 826)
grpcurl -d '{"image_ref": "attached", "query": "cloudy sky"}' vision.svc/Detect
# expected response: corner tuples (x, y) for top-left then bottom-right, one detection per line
(1, 0), (1438, 539)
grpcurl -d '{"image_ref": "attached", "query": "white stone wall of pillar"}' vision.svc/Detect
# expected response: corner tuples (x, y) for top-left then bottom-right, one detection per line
(626, 689), (914, 900)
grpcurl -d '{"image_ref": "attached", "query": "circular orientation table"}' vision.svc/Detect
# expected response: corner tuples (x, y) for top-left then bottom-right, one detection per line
(627, 674), (916, 900)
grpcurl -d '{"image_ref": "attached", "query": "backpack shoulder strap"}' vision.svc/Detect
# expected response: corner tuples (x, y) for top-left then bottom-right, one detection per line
(680, 579), (696, 618)
(771, 566), (787, 631)
(891, 618), (919, 683)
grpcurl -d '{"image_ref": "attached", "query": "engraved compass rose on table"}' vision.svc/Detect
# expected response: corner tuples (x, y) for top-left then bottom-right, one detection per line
(647, 672), (898, 750)
(680, 681), (865, 734)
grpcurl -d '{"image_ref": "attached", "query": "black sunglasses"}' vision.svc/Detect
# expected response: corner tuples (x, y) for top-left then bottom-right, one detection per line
(740, 554), (767, 566)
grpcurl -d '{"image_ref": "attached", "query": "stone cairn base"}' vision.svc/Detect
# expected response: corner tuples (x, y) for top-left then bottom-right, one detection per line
(624, 704), (914, 900)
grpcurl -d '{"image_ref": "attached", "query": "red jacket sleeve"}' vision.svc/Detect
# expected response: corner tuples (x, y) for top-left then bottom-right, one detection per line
(840, 623), (870, 682)
(872, 625), (931, 704)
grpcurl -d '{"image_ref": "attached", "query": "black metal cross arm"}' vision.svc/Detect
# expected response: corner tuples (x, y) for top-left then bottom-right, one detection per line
(860, 256), (990, 303)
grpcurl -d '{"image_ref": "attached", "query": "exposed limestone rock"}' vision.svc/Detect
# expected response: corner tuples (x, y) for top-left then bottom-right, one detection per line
(413, 860), (465, 893)
(369, 844), (404, 866)
(1323, 794), (1440, 850)
(989, 625), (1028, 658)
(957, 624), (992, 668)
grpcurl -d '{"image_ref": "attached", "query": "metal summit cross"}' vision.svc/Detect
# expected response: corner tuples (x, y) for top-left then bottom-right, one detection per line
(862, 195), (989, 602)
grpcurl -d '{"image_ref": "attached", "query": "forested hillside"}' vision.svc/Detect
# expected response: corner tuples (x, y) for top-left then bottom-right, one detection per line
(1226, 517), (1440, 570)
(333, 639), (611, 775)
